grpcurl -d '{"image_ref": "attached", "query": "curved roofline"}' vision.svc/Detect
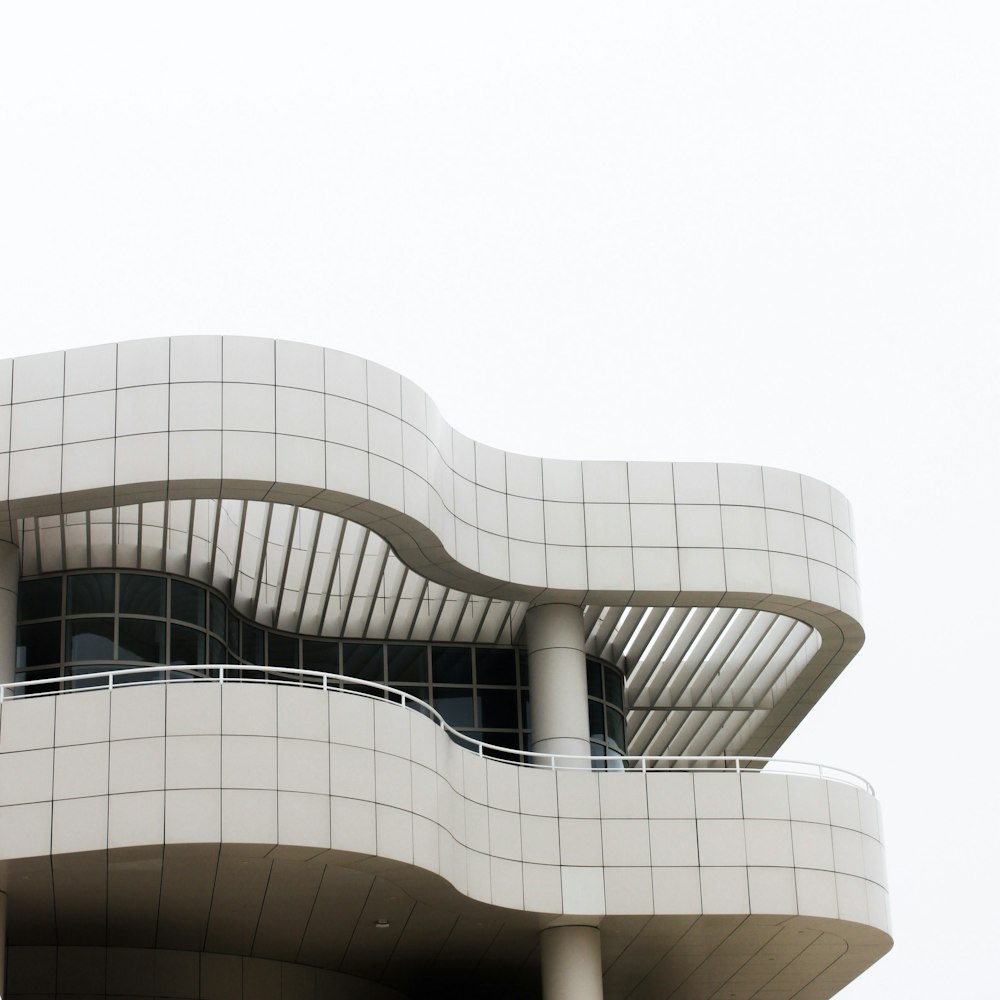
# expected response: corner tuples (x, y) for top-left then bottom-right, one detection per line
(0, 335), (864, 755)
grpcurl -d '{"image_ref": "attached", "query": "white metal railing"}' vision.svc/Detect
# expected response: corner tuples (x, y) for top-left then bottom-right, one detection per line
(0, 665), (875, 795)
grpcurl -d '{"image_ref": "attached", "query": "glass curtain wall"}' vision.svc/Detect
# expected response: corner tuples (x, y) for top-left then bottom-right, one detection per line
(16, 571), (628, 765)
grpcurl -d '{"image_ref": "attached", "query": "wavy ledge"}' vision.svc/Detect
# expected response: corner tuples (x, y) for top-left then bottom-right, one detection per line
(0, 684), (891, 998)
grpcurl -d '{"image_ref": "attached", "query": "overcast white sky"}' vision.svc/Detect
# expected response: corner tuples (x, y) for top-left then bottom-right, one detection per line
(2, 2), (998, 995)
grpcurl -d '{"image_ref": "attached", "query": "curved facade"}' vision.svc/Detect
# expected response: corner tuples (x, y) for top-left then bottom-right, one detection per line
(0, 338), (890, 999)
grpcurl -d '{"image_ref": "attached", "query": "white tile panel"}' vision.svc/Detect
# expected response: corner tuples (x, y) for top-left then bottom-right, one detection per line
(652, 866), (702, 914)
(11, 398), (63, 451)
(12, 350), (64, 403)
(171, 337), (222, 383)
(602, 819), (651, 866)
(54, 689), (110, 746)
(63, 391), (116, 444)
(560, 866), (605, 914)
(166, 735), (221, 789)
(582, 461), (629, 503)
(223, 337), (274, 385)
(53, 742), (108, 799)
(748, 866), (797, 914)
(699, 866), (749, 913)
(170, 382), (221, 431)
(275, 340), (324, 393)
(117, 338), (169, 389)
(604, 866), (654, 914)
(649, 819), (698, 866)
(0, 748), (53, 805)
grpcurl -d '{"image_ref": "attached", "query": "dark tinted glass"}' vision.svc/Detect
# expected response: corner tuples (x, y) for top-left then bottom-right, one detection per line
(432, 646), (472, 684)
(67, 574), (114, 615)
(303, 640), (340, 672)
(268, 633), (299, 669)
(586, 659), (603, 698)
(434, 688), (475, 727)
(481, 730), (520, 763)
(67, 663), (116, 689)
(66, 619), (114, 661)
(227, 614), (240, 653)
(475, 647), (516, 686)
(387, 644), (427, 683)
(171, 580), (205, 626)
(170, 624), (205, 665)
(520, 690), (530, 731)
(16, 622), (61, 667)
(18, 577), (62, 620)
(209, 594), (226, 637)
(388, 685), (430, 712)
(605, 666), (624, 711)
(209, 637), (227, 665)
(119, 619), (166, 663)
(14, 665), (60, 692)
(607, 709), (626, 752)
(120, 574), (166, 616)
(480, 688), (518, 729)
(342, 643), (383, 681)
(242, 624), (264, 665)
(588, 700), (606, 740)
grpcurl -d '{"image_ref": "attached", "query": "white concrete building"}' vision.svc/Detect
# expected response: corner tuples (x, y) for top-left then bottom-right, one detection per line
(0, 337), (890, 999)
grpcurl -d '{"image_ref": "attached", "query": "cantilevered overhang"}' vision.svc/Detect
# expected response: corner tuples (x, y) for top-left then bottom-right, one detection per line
(0, 337), (864, 758)
(0, 685), (891, 1000)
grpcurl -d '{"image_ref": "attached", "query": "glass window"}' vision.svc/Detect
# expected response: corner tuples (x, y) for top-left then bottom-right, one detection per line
(119, 619), (166, 663)
(66, 663), (117, 689)
(432, 646), (472, 684)
(588, 700), (606, 740)
(434, 687), (475, 727)
(388, 685), (430, 713)
(586, 659), (603, 698)
(480, 730), (521, 763)
(67, 574), (114, 615)
(170, 624), (205, 666)
(209, 637), (227, 665)
(209, 594), (226, 637)
(227, 613), (240, 655)
(16, 622), (61, 667)
(171, 580), (205, 627)
(475, 647), (516, 686)
(480, 688), (518, 730)
(605, 666), (625, 711)
(14, 665), (60, 693)
(120, 574), (166, 617)
(303, 640), (340, 672)
(66, 619), (114, 661)
(342, 643), (383, 682)
(387, 644), (427, 684)
(607, 710), (626, 753)
(268, 633), (299, 670)
(18, 577), (62, 620)
(241, 624), (264, 665)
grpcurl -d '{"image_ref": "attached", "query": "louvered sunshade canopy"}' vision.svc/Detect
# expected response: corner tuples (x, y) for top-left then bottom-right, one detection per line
(19, 500), (823, 759)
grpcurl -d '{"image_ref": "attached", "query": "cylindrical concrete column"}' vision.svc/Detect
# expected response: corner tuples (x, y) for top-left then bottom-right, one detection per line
(526, 603), (590, 764)
(0, 542), (18, 687)
(540, 924), (603, 1000)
